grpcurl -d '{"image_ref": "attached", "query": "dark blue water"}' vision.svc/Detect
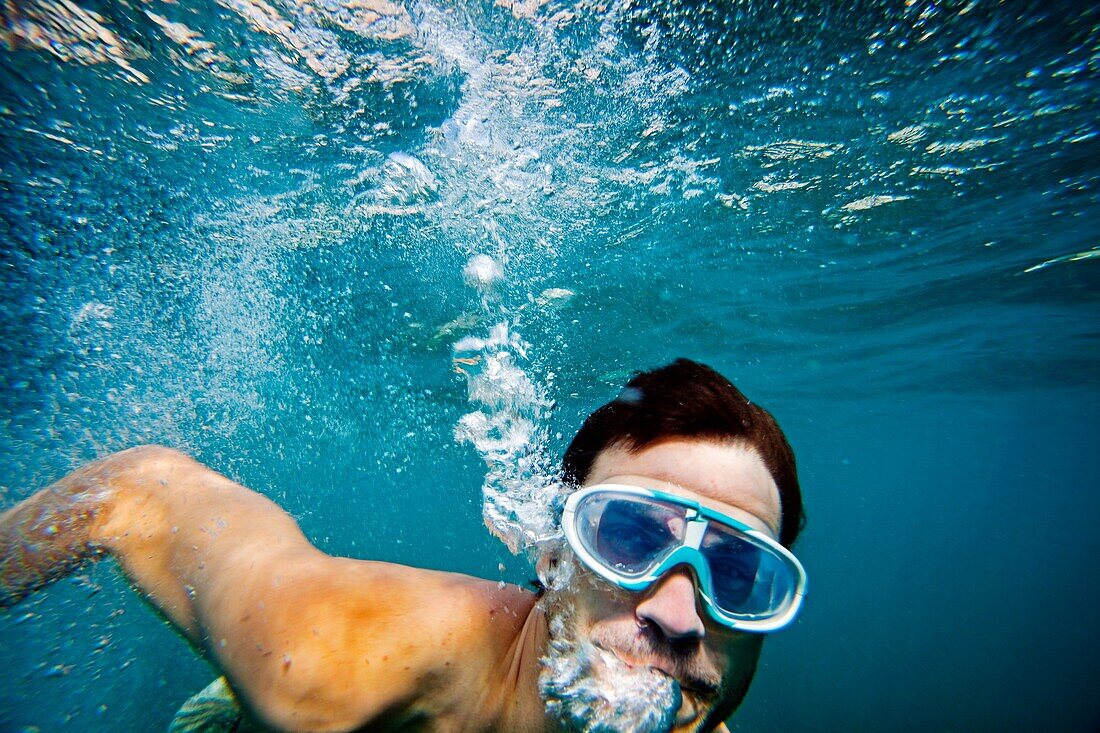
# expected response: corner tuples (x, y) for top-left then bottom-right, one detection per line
(1, 0), (1098, 730)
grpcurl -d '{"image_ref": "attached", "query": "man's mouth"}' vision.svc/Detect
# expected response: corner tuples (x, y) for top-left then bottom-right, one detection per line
(594, 642), (714, 728)
(599, 644), (715, 695)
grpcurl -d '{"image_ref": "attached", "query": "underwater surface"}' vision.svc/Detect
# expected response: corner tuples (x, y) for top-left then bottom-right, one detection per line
(1, 0), (1098, 730)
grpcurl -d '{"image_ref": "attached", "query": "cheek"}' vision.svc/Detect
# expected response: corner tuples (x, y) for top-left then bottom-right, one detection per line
(573, 565), (641, 617)
(581, 595), (640, 636)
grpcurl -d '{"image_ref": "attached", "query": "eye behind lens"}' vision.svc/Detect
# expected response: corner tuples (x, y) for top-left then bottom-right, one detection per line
(579, 496), (680, 575)
(709, 548), (797, 619)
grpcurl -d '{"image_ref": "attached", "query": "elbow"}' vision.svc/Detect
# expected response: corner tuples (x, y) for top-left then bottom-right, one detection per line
(82, 445), (196, 495)
(92, 444), (200, 502)
(84, 444), (198, 550)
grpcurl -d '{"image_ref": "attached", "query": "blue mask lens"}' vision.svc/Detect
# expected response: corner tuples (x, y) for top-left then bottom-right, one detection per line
(577, 494), (683, 575)
(701, 521), (796, 618)
(593, 497), (680, 573)
(701, 532), (761, 609)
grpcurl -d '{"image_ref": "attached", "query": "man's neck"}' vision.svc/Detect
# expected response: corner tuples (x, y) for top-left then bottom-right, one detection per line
(492, 592), (556, 732)
(426, 577), (557, 733)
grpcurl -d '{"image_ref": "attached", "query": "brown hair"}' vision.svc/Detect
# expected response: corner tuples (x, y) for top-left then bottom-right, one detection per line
(561, 359), (804, 547)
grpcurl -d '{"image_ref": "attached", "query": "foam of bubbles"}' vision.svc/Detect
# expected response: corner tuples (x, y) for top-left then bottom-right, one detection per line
(380, 152), (440, 204)
(453, 319), (560, 554)
(462, 253), (505, 291)
(539, 569), (681, 733)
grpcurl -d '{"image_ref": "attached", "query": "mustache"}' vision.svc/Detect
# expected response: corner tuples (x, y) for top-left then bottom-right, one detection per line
(590, 623), (723, 695)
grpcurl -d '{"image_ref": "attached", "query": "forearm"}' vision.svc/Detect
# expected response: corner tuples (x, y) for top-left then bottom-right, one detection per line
(0, 463), (108, 607)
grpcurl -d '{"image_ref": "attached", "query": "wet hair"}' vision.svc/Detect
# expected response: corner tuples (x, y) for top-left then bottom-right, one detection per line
(561, 359), (804, 547)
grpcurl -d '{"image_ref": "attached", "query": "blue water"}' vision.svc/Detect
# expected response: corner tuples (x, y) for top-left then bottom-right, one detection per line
(1, 0), (1098, 730)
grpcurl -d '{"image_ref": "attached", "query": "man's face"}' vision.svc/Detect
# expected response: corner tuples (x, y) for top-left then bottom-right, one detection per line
(540, 439), (782, 733)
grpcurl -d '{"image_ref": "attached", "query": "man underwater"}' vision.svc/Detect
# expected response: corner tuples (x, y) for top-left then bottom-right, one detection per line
(0, 358), (806, 733)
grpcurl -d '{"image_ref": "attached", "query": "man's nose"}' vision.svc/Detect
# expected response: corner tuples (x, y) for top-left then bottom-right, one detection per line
(635, 567), (706, 639)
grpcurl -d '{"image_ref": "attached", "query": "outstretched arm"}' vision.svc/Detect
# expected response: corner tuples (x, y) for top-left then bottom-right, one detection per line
(0, 445), (311, 640)
(0, 445), (520, 732)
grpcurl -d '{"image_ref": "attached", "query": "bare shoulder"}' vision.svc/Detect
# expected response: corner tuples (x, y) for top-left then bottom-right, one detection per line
(207, 551), (535, 732)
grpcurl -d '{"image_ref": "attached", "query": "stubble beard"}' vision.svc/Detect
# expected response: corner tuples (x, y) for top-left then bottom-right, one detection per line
(537, 575), (683, 733)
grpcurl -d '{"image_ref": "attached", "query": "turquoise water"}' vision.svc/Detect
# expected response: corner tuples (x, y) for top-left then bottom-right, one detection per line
(1, 0), (1098, 730)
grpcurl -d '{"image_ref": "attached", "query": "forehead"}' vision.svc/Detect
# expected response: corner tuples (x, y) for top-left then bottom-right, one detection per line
(584, 439), (782, 538)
